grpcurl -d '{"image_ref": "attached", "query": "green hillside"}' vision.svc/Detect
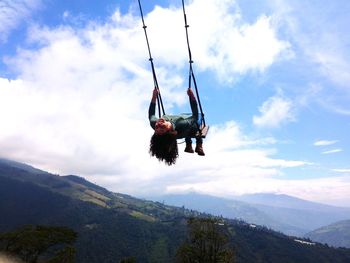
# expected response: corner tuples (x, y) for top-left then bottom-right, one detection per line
(1, 159), (350, 262)
(150, 193), (350, 237)
(306, 220), (350, 248)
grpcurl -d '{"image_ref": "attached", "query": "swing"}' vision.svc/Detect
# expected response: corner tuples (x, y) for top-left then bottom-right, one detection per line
(138, 0), (209, 138)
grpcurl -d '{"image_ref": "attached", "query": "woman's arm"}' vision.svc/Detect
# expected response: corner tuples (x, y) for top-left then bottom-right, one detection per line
(148, 88), (159, 129)
(187, 88), (198, 119)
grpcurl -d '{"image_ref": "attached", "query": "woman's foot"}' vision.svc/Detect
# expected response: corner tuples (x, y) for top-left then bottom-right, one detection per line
(184, 143), (194, 153)
(195, 143), (205, 156)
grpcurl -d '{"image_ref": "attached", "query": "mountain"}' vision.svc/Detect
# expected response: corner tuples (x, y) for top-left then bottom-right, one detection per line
(1, 158), (350, 263)
(236, 193), (350, 234)
(305, 220), (350, 248)
(0, 158), (187, 262)
(0, 158), (49, 175)
(148, 192), (307, 236)
(148, 193), (350, 236)
(235, 193), (349, 211)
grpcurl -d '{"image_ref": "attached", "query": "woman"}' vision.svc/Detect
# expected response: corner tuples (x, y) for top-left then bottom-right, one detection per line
(149, 87), (205, 165)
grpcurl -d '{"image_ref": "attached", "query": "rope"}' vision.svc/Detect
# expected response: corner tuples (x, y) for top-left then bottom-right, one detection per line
(138, 0), (165, 117)
(181, 0), (206, 128)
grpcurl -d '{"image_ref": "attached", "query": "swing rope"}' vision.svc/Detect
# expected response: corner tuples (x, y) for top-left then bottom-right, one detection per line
(181, 0), (206, 128)
(137, 0), (165, 118)
(138, 0), (207, 132)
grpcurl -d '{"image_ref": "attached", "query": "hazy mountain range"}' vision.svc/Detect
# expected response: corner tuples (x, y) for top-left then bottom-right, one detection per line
(305, 220), (350, 248)
(1, 158), (350, 262)
(146, 192), (350, 237)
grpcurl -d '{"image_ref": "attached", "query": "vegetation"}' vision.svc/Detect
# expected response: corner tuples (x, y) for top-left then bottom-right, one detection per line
(1, 159), (350, 262)
(176, 217), (235, 263)
(0, 225), (77, 263)
(305, 220), (350, 248)
(119, 257), (137, 263)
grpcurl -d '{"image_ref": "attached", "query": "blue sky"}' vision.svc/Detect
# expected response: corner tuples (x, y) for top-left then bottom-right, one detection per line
(1, 0), (349, 206)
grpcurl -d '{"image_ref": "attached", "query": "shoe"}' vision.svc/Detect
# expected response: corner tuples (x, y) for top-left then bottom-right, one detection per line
(195, 143), (205, 156)
(184, 143), (194, 153)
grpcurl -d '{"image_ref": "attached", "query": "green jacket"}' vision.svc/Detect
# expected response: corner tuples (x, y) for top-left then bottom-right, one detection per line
(148, 98), (199, 139)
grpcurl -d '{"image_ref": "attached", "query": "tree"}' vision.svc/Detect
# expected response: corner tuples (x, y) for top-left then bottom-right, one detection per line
(119, 256), (137, 263)
(0, 225), (77, 263)
(176, 217), (235, 263)
(46, 246), (76, 263)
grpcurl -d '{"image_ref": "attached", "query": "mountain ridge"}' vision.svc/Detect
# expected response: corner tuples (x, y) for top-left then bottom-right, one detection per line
(305, 220), (350, 248)
(148, 192), (350, 236)
(235, 193), (350, 211)
(1, 159), (350, 262)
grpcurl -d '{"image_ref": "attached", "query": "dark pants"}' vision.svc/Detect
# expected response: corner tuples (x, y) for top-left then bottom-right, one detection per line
(185, 113), (203, 144)
(185, 137), (203, 144)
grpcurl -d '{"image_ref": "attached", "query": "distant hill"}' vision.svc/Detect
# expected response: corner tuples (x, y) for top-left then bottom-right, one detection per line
(149, 192), (307, 236)
(0, 158), (48, 175)
(235, 193), (349, 211)
(305, 220), (350, 248)
(148, 193), (350, 236)
(0, 159), (188, 262)
(1, 158), (350, 263)
(236, 193), (350, 234)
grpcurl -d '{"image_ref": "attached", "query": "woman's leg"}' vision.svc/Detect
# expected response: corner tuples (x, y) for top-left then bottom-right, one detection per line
(184, 137), (194, 153)
(195, 137), (205, 156)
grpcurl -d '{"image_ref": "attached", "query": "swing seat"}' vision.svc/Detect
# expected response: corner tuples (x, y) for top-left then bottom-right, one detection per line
(195, 124), (209, 138)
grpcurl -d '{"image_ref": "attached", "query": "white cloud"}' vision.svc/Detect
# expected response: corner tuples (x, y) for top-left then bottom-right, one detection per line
(63, 11), (69, 19)
(0, 0), (42, 41)
(276, 176), (350, 207)
(0, 51), (309, 196)
(332, 169), (350, 173)
(314, 140), (338, 146)
(313, 50), (350, 88)
(165, 175), (350, 207)
(318, 98), (350, 116)
(271, 0), (350, 87)
(269, 0), (350, 114)
(111, 120), (309, 197)
(253, 93), (295, 128)
(322, 149), (343, 155)
(0, 10), (160, 175)
(132, 0), (291, 83)
(310, 52), (350, 115)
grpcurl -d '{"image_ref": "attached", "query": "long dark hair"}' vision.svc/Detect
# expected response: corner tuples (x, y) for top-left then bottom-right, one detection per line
(150, 131), (178, 165)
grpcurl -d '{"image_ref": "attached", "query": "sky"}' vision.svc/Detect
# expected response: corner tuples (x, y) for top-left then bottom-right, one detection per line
(0, 0), (349, 207)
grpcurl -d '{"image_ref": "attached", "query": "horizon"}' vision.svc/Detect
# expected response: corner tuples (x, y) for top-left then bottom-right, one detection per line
(0, 0), (349, 207)
(1, 156), (349, 209)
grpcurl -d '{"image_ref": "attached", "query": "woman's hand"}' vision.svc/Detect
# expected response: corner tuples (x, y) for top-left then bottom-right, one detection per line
(153, 87), (159, 97)
(152, 87), (159, 102)
(187, 88), (196, 100)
